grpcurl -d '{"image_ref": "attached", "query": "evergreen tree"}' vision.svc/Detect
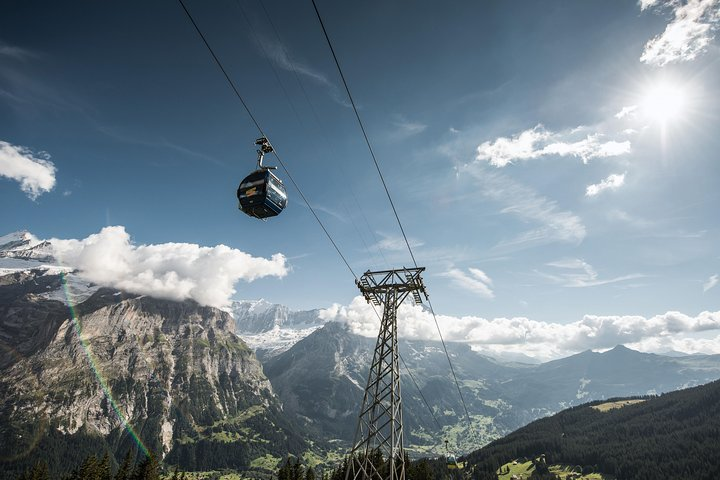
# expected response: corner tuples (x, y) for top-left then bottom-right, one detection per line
(305, 465), (316, 480)
(278, 458), (292, 480)
(131, 454), (160, 480)
(16, 461), (50, 480)
(291, 458), (304, 480)
(115, 451), (134, 480)
(98, 452), (112, 480)
(75, 454), (100, 480)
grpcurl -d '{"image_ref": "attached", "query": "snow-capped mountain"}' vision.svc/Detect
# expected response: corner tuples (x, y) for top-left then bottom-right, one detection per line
(0, 230), (324, 357)
(230, 299), (328, 358)
(0, 230), (98, 303)
(0, 230), (54, 267)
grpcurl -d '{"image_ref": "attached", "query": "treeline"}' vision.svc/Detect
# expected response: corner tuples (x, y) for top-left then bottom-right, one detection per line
(464, 379), (720, 480)
(13, 451), (190, 480)
(320, 450), (445, 480)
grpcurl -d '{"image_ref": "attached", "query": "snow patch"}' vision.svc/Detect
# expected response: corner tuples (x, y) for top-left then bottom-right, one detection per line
(238, 325), (323, 356)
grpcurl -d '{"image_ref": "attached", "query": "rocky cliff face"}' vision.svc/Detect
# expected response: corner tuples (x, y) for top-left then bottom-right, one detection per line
(0, 270), (305, 478)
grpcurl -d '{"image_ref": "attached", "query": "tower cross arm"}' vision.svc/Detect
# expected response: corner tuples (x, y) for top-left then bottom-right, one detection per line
(356, 267), (428, 305)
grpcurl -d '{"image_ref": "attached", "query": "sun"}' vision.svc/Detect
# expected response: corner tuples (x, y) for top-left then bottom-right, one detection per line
(641, 82), (687, 124)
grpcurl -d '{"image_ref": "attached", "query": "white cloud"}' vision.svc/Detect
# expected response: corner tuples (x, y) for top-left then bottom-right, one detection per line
(0, 42), (36, 61)
(260, 37), (332, 88)
(50, 226), (288, 309)
(0, 140), (56, 200)
(542, 257), (644, 287)
(256, 35), (352, 107)
(704, 274), (719, 292)
(476, 125), (631, 167)
(391, 116), (428, 139)
(466, 166), (586, 249)
(640, 0), (661, 11)
(321, 297), (720, 361)
(640, 0), (720, 66)
(585, 172), (626, 197)
(615, 105), (638, 119)
(440, 267), (494, 298)
(371, 232), (425, 252)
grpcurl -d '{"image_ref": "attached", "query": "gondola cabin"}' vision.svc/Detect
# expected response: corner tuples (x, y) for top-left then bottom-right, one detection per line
(445, 440), (463, 470)
(237, 168), (287, 219)
(446, 454), (461, 470)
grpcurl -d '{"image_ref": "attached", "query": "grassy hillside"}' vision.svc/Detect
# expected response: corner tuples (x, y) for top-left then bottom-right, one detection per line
(464, 379), (720, 480)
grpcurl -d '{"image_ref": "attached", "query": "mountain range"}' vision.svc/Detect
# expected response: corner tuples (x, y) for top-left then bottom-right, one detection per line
(2, 230), (720, 478)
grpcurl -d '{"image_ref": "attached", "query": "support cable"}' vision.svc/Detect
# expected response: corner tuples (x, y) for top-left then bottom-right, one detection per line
(309, 0), (475, 440)
(399, 352), (443, 434)
(177, 0), (357, 279)
(427, 297), (473, 430)
(257, 0), (390, 270)
(309, 0), (417, 268)
(180, 0), (469, 452)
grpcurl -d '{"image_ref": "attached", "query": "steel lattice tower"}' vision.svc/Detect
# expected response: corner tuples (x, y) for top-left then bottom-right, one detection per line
(346, 268), (428, 480)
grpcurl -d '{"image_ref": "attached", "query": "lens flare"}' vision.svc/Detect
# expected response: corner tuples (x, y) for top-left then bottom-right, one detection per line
(60, 272), (150, 458)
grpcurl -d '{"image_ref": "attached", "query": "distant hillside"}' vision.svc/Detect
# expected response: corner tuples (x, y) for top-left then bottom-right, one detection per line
(263, 322), (720, 454)
(464, 379), (720, 480)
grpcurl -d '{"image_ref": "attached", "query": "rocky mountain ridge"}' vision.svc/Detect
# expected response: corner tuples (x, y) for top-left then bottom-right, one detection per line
(0, 267), (305, 479)
(264, 321), (720, 455)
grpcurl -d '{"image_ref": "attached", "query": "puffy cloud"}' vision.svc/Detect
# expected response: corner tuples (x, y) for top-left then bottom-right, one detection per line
(476, 126), (549, 167)
(320, 297), (720, 361)
(640, 0), (720, 66)
(51, 226), (287, 308)
(615, 105), (638, 119)
(585, 173), (626, 197)
(0, 140), (56, 200)
(640, 0), (662, 11)
(704, 274), (719, 292)
(440, 268), (494, 298)
(476, 125), (631, 167)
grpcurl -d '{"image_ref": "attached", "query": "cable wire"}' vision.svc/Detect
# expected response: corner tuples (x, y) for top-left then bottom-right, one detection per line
(257, 0), (390, 270)
(426, 297), (473, 430)
(177, 0), (357, 280)
(179, 0), (444, 434)
(180, 0), (472, 450)
(309, 0), (418, 268)
(400, 352), (443, 434)
(309, 0), (475, 441)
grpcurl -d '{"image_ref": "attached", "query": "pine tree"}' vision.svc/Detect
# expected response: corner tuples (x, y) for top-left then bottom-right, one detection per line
(278, 458), (292, 480)
(17, 461), (50, 480)
(115, 450), (134, 480)
(305, 465), (316, 480)
(131, 454), (160, 480)
(98, 452), (112, 480)
(291, 458), (304, 480)
(77, 454), (100, 480)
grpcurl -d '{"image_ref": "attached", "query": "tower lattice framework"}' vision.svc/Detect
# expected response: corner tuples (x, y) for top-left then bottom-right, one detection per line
(346, 268), (428, 480)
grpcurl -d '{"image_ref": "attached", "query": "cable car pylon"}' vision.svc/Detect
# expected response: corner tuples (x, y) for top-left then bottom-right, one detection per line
(346, 268), (428, 480)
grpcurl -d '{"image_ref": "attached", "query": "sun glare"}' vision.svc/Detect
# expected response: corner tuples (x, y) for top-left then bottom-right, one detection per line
(641, 82), (687, 123)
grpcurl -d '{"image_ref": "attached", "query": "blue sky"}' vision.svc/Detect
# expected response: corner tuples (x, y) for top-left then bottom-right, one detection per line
(2, 0), (719, 357)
